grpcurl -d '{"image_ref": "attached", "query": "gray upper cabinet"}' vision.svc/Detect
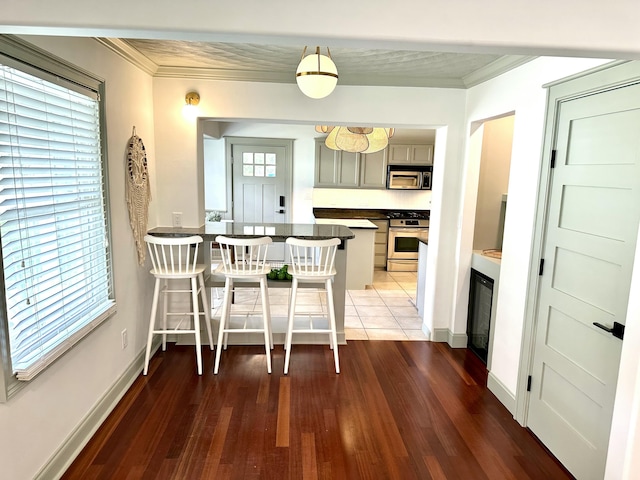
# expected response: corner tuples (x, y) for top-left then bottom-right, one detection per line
(315, 140), (387, 189)
(359, 149), (388, 188)
(315, 141), (358, 187)
(388, 144), (434, 165)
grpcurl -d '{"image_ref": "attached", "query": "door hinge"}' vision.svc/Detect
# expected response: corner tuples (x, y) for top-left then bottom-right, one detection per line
(550, 150), (556, 168)
(527, 375), (532, 392)
(538, 258), (545, 276)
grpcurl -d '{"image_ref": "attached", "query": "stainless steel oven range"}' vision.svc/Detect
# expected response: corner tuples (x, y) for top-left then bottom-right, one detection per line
(386, 214), (429, 272)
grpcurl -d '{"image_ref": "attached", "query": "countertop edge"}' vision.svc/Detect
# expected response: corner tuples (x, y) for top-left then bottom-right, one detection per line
(147, 223), (355, 241)
(314, 218), (378, 229)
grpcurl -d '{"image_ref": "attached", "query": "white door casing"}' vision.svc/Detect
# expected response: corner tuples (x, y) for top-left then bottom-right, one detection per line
(525, 77), (640, 479)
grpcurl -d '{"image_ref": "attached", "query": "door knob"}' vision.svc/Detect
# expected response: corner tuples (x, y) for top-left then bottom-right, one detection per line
(276, 209), (285, 214)
(593, 321), (625, 340)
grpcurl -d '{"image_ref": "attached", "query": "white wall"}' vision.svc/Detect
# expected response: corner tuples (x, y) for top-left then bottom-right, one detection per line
(473, 115), (513, 250)
(460, 57), (613, 394)
(0, 36), (156, 480)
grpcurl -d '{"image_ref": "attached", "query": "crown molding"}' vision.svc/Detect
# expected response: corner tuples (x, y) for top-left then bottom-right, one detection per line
(95, 38), (158, 76)
(153, 65), (293, 83)
(462, 55), (536, 87)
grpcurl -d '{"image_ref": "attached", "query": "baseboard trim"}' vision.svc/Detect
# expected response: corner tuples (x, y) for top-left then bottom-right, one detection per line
(448, 331), (468, 348)
(487, 371), (516, 415)
(431, 328), (467, 348)
(35, 344), (156, 480)
(431, 328), (449, 343)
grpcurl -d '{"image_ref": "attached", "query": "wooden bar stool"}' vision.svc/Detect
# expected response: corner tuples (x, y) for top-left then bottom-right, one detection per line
(284, 237), (341, 374)
(214, 235), (273, 374)
(143, 235), (214, 375)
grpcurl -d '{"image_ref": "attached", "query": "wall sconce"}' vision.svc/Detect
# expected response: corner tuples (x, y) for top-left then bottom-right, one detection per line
(183, 91), (200, 120)
(296, 47), (338, 99)
(185, 91), (200, 106)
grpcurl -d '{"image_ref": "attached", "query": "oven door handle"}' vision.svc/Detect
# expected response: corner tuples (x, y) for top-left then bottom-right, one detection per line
(389, 227), (427, 233)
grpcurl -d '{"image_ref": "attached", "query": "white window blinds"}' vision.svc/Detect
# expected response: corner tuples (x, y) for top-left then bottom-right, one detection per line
(0, 63), (115, 381)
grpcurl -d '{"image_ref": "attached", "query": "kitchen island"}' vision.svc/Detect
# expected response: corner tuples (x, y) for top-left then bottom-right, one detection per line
(147, 223), (355, 345)
(314, 218), (377, 289)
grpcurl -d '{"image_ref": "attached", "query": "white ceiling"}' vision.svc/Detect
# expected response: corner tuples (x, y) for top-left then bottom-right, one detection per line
(105, 39), (534, 89)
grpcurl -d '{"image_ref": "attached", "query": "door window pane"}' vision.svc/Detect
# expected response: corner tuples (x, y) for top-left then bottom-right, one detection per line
(242, 152), (276, 177)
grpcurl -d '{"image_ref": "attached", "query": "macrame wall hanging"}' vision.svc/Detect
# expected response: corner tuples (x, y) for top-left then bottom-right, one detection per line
(126, 126), (152, 265)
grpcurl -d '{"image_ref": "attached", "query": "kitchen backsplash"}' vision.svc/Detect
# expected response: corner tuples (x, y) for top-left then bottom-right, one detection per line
(312, 188), (431, 210)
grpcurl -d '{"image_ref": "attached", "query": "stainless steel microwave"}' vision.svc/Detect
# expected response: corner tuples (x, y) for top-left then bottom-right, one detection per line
(386, 165), (433, 190)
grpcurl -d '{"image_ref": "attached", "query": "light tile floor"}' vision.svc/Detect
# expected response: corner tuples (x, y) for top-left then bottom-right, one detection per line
(345, 270), (427, 341)
(211, 270), (428, 341)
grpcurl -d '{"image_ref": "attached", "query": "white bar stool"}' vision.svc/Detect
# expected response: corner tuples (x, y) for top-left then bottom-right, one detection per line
(284, 237), (341, 374)
(214, 235), (273, 374)
(143, 235), (214, 375)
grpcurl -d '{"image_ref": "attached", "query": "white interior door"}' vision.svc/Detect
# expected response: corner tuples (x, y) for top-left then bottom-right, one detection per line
(231, 140), (291, 261)
(528, 83), (640, 479)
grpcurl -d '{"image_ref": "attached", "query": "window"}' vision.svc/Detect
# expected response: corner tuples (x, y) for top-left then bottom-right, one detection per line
(242, 151), (276, 177)
(0, 37), (114, 399)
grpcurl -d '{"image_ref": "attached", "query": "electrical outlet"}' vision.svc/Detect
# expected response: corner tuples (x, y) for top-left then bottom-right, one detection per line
(121, 329), (128, 349)
(172, 212), (183, 227)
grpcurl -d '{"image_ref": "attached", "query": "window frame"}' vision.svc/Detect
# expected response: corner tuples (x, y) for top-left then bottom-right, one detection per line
(0, 35), (115, 402)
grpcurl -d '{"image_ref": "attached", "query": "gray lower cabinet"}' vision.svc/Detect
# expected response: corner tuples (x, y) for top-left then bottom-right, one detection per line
(315, 140), (387, 189)
(371, 219), (389, 268)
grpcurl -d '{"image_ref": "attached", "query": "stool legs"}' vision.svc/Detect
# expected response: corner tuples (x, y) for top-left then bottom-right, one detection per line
(259, 277), (272, 373)
(283, 278), (299, 375)
(214, 276), (272, 375)
(198, 272), (214, 350)
(214, 277), (233, 374)
(144, 275), (212, 376)
(284, 277), (339, 375)
(326, 278), (340, 374)
(191, 277), (203, 375)
(161, 279), (168, 351)
(143, 278), (161, 375)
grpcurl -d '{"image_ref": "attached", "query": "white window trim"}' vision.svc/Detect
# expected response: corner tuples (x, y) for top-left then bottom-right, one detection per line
(0, 35), (115, 402)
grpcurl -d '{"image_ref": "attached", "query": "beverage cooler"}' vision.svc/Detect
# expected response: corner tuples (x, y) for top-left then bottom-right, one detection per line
(466, 268), (494, 364)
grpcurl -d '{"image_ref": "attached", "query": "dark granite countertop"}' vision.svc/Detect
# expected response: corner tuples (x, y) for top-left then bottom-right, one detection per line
(313, 208), (429, 220)
(148, 222), (355, 242)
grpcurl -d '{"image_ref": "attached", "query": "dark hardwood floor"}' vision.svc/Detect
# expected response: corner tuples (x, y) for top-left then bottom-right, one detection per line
(63, 341), (574, 479)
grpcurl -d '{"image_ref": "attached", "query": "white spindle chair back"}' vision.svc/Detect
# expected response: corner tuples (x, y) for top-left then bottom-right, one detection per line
(215, 235), (272, 276)
(286, 237), (340, 278)
(145, 235), (202, 277)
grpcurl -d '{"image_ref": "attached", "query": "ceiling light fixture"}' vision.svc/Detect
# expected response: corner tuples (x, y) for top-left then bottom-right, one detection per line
(296, 47), (338, 99)
(317, 126), (395, 154)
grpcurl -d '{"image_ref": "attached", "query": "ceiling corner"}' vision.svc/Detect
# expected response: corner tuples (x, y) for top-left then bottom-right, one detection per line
(96, 38), (158, 76)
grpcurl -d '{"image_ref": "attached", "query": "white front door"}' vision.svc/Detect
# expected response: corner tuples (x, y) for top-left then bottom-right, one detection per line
(230, 139), (292, 261)
(528, 83), (640, 479)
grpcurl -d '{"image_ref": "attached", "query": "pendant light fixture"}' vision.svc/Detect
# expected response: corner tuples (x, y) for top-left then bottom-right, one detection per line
(296, 47), (338, 99)
(318, 126), (395, 154)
